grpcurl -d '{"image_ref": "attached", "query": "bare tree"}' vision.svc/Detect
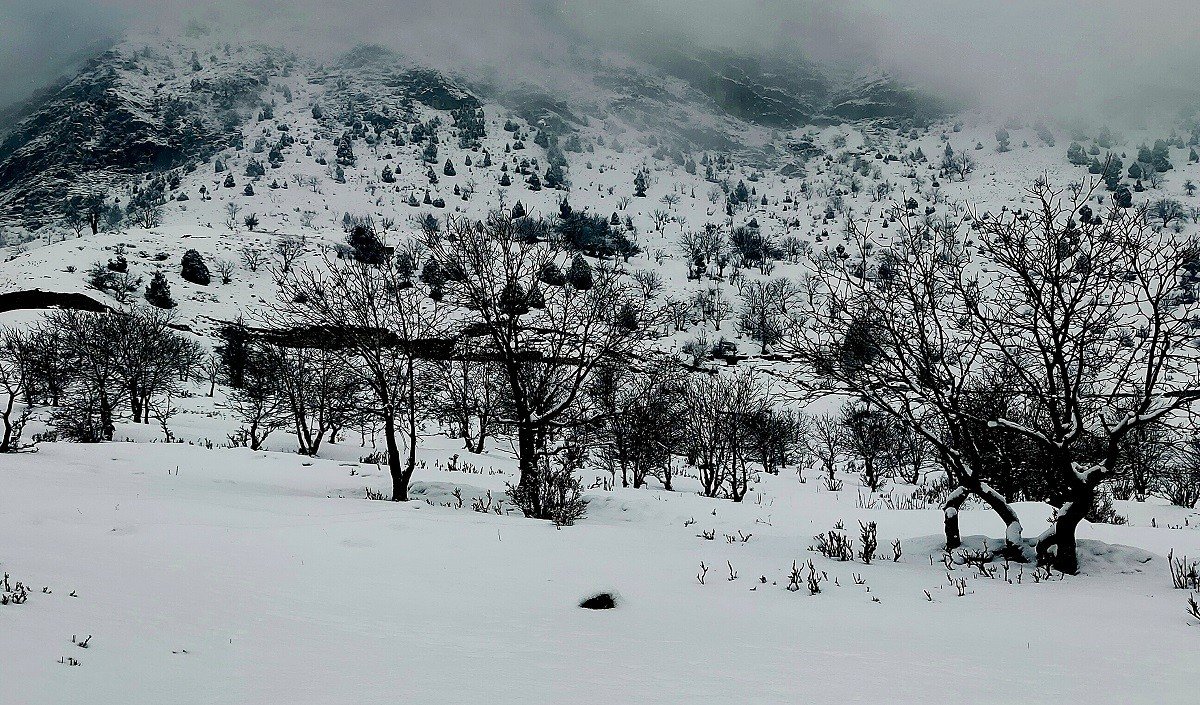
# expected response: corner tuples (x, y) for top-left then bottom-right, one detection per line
(224, 202), (242, 231)
(227, 343), (289, 450)
(590, 358), (687, 489)
(431, 355), (500, 454)
(268, 343), (362, 455)
(240, 246), (267, 272)
(683, 368), (771, 501)
(840, 401), (897, 492)
(273, 234), (307, 273)
(804, 412), (845, 481)
(738, 278), (802, 354)
(0, 335), (33, 452)
(631, 269), (662, 303)
(420, 212), (647, 517)
(213, 258), (236, 284)
(791, 179), (1200, 572)
(650, 208), (672, 234)
(268, 251), (450, 500)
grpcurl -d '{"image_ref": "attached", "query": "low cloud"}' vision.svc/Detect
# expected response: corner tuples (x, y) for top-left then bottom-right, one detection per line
(2, 1), (1198, 126)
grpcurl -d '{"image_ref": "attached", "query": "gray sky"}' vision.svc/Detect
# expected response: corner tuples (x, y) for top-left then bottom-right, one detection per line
(2, 1), (1198, 124)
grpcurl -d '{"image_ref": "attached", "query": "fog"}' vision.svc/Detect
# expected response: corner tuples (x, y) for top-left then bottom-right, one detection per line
(3, 0), (1199, 125)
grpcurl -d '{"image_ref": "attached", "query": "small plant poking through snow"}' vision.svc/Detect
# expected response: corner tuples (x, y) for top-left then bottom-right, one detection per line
(1, 573), (30, 605)
(1168, 550), (1199, 591)
(858, 521), (878, 564)
(813, 528), (854, 561)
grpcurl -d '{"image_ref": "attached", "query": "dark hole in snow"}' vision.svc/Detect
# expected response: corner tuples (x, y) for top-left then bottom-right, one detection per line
(579, 592), (617, 610)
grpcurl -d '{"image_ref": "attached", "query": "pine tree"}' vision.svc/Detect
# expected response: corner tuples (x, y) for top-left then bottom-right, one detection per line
(336, 133), (356, 166)
(145, 271), (175, 308)
(181, 249), (211, 285)
(346, 225), (387, 264)
(566, 255), (593, 290)
(633, 169), (648, 197)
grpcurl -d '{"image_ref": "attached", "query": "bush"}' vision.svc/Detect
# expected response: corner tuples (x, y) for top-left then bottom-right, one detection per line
(566, 255), (593, 290)
(180, 249), (211, 285)
(506, 455), (588, 526)
(346, 225), (386, 264)
(50, 393), (108, 443)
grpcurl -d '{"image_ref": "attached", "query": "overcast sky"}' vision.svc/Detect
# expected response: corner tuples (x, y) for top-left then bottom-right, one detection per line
(2, 1), (1198, 124)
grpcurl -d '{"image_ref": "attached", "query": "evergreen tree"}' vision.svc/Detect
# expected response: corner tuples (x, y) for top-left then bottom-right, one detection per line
(181, 249), (211, 285)
(347, 225), (387, 264)
(545, 162), (566, 189)
(145, 271), (175, 308)
(633, 169), (648, 197)
(336, 133), (355, 166)
(566, 255), (593, 290)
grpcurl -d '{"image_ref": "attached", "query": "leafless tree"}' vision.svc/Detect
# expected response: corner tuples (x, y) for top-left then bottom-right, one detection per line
(420, 212), (647, 517)
(590, 358), (687, 489)
(224, 202), (242, 231)
(240, 246), (267, 272)
(840, 401), (897, 492)
(268, 343), (362, 455)
(630, 269), (662, 303)
(791, 179), (1200, 572)
(273, 234), (307, 273)
(226, 343), (289, 450)
(804, 412), (844, 481)
(0, 336), (33, 452)
(650, 208), (672, 234)
(431, 355), (500, 454)
(738, 278), (802, 354)
(267, 252), (451, 500)
(213, 258), (236, 284)
(683, 368), (771, 501)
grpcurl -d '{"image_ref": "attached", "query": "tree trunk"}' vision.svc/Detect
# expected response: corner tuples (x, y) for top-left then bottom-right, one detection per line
(1036, 489), (1091, 574)
(942, 486), (968, 550)
(516, 422), (540, 516)
(976, 482), (1027, 560)
(384, 414), (406, 501)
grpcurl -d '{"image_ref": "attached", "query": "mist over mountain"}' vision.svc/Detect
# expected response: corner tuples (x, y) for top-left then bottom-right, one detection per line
(5, 1), (1200, 127)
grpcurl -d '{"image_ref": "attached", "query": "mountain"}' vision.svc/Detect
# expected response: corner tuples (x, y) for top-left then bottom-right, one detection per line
(0, 42), (291, 226)
(0, 34), (948, 228)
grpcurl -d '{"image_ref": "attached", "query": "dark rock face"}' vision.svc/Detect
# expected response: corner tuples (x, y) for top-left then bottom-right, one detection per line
(579, 592), (617, 610)
(0, 289), (109, 314)
(646, 45), (948, 129)
(0, 45), (285, 225)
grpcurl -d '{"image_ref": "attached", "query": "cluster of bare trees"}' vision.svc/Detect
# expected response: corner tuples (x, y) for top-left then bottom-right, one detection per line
(681, 369), (800, 501)
(250, 213), (650, 520)
(790, 178), (1200, 573)
(1, 308), (202, 445)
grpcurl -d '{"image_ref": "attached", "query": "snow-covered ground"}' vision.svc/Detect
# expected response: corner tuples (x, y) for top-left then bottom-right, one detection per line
(2, 422), (1198, 703)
